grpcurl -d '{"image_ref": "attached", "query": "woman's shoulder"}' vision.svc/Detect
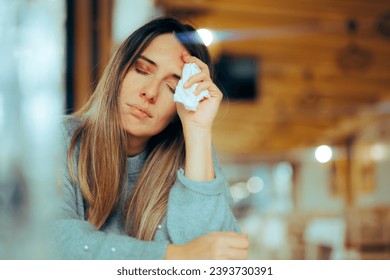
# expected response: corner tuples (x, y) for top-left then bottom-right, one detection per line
(60, 115), (83, 141)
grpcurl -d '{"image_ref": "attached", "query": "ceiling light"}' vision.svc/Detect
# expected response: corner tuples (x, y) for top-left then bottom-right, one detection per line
(315, 145), (333, 163)
(197, 28), (213, 46)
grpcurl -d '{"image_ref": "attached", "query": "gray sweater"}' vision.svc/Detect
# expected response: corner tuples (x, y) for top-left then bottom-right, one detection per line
(51, 117), (240, 259)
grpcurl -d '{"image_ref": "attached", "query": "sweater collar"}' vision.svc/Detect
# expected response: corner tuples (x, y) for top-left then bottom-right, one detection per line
(126, 150), (147, 175)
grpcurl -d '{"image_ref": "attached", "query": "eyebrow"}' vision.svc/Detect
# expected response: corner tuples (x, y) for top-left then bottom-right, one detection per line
(138, 55), (181, 80)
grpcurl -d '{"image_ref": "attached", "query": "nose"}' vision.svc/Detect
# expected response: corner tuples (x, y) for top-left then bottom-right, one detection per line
(140, 81), (159, 104)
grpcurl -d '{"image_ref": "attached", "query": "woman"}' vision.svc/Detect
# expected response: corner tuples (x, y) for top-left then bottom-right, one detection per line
(54, 17), (248, 259)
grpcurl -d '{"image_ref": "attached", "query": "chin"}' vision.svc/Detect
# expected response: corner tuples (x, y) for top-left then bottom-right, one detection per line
(123, 128), (154, 139)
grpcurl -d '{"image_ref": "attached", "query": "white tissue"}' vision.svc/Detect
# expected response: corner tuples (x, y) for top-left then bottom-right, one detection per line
(173, 63), (210, 111)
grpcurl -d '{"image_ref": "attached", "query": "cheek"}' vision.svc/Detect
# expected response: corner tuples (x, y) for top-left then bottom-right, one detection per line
(158, 93), (176, 117)
(165, 103), (177, 121)
(120, 73), (139, 97)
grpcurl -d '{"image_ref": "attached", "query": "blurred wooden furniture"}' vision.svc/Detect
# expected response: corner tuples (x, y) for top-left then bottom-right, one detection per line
(345, 207), (390, 259)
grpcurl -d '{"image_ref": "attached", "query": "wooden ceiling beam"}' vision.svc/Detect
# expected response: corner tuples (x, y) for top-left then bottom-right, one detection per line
(158, 0), (389, 19)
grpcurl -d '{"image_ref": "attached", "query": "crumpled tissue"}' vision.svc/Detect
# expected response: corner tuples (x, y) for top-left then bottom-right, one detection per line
(173, 63), (210, 111)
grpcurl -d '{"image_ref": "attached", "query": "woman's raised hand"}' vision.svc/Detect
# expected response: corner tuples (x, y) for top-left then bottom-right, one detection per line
(176, 53), (223, 130)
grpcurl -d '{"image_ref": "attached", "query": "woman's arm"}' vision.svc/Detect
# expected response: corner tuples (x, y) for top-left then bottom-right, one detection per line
(51, 218), (168, 260)
(182, 126), (214, 181)
(177, 53), (222, 182)
(165, 148), (242, 241)
(167, 54), (248, 259)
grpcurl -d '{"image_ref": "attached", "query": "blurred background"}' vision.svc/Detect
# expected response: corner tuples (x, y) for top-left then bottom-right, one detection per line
(1, 0), (390, 259)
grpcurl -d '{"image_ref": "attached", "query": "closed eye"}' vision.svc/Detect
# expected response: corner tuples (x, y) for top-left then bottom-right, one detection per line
(135, 68), (149, 75)
(165, 82), (176, 94)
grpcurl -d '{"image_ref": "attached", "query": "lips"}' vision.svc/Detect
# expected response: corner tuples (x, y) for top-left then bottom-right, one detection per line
(128, 104), (152, 118)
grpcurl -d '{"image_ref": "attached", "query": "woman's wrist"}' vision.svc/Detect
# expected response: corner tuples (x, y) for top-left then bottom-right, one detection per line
(182, 121), (212, 133)
(183, 124), (212, 142)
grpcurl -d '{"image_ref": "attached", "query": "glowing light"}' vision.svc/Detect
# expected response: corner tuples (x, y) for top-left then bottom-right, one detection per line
(370, 144), (387, 161)
(197, 28), (213, 46)
(246, 176), (264, 193)
(230, 182), (250, 202)
(315, 145), (333, 163)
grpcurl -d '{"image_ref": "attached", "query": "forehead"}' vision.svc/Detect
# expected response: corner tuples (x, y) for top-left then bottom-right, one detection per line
(141, 33), (187, 63)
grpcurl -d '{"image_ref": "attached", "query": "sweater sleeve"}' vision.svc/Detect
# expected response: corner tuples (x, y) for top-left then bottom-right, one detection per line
(166, 148), (241, 245)
(50, 117), (168, 260)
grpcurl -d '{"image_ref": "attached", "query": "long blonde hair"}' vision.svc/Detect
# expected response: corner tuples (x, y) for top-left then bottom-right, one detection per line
(68, 17), (214, 240)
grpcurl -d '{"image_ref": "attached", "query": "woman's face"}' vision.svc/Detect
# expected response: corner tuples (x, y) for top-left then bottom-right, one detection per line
(119, 33), (186, 141)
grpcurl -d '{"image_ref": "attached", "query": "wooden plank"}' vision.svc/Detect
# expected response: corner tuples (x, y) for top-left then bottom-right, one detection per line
(73, 0), (93, 110)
